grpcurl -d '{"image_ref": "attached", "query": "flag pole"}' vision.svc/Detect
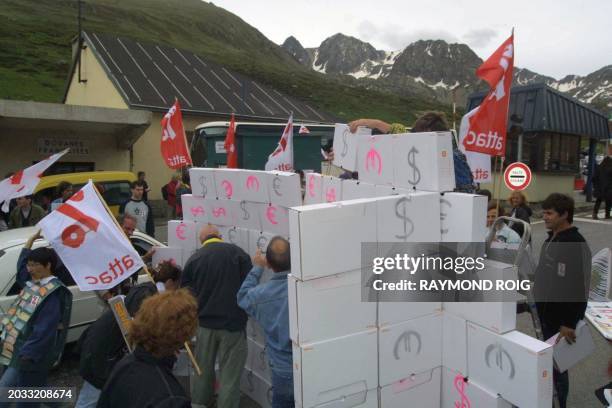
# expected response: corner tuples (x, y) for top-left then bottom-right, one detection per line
(91, 181), (202, 376)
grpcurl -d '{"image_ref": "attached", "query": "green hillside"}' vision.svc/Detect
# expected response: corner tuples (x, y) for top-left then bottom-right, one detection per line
(0, 0), (454, 123)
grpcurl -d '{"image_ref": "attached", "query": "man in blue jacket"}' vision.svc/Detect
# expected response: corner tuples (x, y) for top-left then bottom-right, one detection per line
(237, 237), (293, 408)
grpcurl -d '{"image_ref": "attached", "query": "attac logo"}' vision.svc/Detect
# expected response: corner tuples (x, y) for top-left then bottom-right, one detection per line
(463, 130), (504, 152)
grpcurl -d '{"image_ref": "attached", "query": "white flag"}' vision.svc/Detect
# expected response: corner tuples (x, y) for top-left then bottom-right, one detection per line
(265, 114), (294, 172)
(37, 181), (145, 291)
(0, 149), (69, 212)
(459, 108), (492, 184)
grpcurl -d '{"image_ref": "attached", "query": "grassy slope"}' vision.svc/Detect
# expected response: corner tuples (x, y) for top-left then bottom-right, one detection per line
(0, 0), (453, 123)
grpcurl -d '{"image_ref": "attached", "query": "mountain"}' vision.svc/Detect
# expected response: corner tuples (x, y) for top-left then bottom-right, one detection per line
(0, 0), (453, 124)
(282, 35), (612, 115)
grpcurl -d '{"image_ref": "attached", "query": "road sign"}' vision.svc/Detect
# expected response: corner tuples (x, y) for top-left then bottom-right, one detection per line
(504, 162), (532, 191)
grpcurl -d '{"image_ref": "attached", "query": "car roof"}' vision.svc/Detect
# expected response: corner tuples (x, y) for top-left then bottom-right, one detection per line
(35, 171), (136, 192)
(0, 227), (162, 250)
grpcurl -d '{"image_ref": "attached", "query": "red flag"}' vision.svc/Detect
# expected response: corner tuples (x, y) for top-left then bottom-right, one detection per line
(161, 99), (192, 169)
(265, 114), (294, 171)
(463, 33), (514, 156)
(224, 113), (238, 168)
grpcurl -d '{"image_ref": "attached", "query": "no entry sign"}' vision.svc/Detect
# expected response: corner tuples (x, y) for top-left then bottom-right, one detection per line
(504, 162), (532, 191)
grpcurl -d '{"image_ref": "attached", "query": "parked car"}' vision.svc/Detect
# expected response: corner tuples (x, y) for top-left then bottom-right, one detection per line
(0, 226), (164, 344)
(33, 171), (137, 216)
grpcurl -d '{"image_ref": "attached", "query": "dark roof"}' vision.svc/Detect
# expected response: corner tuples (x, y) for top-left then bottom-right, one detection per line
(68, 32), (336, 123)
(467, 83), (610, 140)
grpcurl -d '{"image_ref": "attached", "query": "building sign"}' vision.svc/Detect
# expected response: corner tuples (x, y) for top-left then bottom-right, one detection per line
(504, 162), (532, 191)
(215, 141), (227, 154)
(37, 138), (90, 155)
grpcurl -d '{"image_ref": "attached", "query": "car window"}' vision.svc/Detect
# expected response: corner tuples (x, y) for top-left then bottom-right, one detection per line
(102, 181), (132, 206)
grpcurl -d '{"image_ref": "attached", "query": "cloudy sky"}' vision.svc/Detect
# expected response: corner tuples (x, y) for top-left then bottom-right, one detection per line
(210, 0), (611, 79)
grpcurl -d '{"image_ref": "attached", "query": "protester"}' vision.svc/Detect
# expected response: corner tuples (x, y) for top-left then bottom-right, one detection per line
(592, 148), (612, 219)
(119, 181), (154, 236)
(97, 289), (197, 408)
(175, 170), (191, 219)
(507, 190), (532, 237)
(0, 230), (72, 402)
(137, 171), (151, 202)
(162, 174), (180, 219)
(237, 237), (294, 408)
(534, 193), (591, 408)
(8, 195), (46, 229)
(346, 112), (476, 192)
(50, 181), (74, 211)
(181, 224), (252, 408)
(486, 201), (521, 245)
(75, 261), (181, 408)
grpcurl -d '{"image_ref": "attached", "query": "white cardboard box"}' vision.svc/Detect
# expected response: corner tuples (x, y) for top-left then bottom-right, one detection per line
(293, 329), (378, 408)
(223, 226), (250, 254)
(258, 203), (290, 236)
(441, 367), (512, 408)
(189, 167), (217, 199)
(374, 185), (413, 197)
(467, 322), (553, 408)
(439, 193), (487, 242)
(240, 170), (270, 203)
(378, 313), (443, 386)
(391, 131), (455, 192)
(247, 230), (277, 258)
(247, 337), (272, 383)
(241, 368), (272, 408)
(288, 270), (376, 345)
(304, 173), (323, 205)
(181, 194), (209, 224)
(341, 180), (378, 200)
(442, 312), (468, 376)
(357, 133), (394, 186)
(289, 199), (378, 280)
(379, 367), (441, 408)
(265, 171), (302, 207)
(167, 220), (198, 253)
(376, 193), (441, 243)
(443, 302), (516, 335)
(377, 302), (442, 328)
(331, 123), (371, 171)
(548, 320), (595, 373)
(213, 168), (243, 200)
(152, 246), (184, 268)
(232, 200), (262, 231)
(321, 176), (343, 203)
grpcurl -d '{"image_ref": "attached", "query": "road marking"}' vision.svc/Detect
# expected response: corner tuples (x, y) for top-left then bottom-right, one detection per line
(574, 217), (611, 225)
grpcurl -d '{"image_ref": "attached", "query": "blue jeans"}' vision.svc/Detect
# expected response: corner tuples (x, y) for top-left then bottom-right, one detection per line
(75, 380), (101, 408)
(271, 370), (294, 408)
(0, 366), (48, 408)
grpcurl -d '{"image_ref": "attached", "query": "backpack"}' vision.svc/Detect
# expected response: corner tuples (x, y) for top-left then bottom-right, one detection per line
(453, 149), (476, 193)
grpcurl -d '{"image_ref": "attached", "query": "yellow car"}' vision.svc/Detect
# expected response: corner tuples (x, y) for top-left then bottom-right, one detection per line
(34, 171), (136, 216)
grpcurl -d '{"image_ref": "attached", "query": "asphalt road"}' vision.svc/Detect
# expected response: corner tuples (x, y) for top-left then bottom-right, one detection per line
(48, 210), (611, 407)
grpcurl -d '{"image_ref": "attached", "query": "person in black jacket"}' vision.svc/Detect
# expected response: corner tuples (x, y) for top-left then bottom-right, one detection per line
(507, 190), (532, 237)
(534, 193), (591, 408)
(181, 224), (252, 408)
(76, 262), (182, 408)
(592, 153), (612, 219)
(97, 289), (198, 408)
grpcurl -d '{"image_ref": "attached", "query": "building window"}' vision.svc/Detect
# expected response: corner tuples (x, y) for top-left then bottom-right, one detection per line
(539, 133), (580, 172)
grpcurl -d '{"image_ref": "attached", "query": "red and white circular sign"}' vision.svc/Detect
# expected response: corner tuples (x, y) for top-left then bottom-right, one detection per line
(504, 162), (532, 191)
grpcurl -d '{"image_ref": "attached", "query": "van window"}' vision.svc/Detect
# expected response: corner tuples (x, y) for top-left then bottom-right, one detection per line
(101, 181), (132, 206)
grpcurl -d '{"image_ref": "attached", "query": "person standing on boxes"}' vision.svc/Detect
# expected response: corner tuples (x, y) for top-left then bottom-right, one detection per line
(534, 193), (591, 408)
(181, 224), (252, 408)
(345, 112), (476, 193)
(0, 230), (72, 401)
(237, 237), (294, 408)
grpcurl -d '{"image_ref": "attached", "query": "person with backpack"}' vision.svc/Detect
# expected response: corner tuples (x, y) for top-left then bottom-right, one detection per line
(162, 175), (180, 220)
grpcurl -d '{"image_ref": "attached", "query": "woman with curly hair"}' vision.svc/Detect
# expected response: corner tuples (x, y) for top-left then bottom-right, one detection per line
(507, 190), (532, 238)
(97, 289), (198, 408)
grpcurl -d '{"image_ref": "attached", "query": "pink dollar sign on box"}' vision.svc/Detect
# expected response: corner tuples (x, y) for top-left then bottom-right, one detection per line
(308, 175), (316, 197)
(190, 206), (205, 217)
(325, 187), (336, 202)
(453, 374), (471, 408)
(212, 207), (227, 218)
